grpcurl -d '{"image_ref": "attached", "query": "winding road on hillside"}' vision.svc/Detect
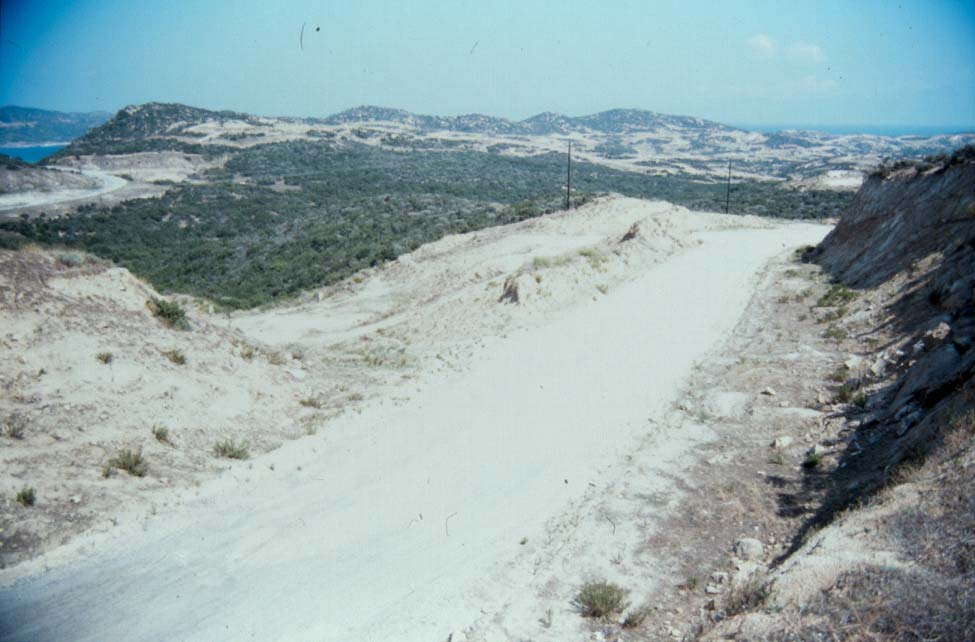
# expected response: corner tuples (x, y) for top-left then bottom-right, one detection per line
(0, 168), (126, 213)
(0, 216), (827, 642)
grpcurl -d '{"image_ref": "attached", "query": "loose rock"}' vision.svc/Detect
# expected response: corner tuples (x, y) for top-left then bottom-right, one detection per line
(735, 538), (765, 561)
(770, 436), (793, 449)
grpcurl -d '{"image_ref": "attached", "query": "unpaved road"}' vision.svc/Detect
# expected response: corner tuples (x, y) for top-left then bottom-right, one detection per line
(0, 168), (127, 212)
(0, 218), (827, 641)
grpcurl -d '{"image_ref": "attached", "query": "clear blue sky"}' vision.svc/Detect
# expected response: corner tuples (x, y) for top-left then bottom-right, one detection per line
(1, 0), (972, 128)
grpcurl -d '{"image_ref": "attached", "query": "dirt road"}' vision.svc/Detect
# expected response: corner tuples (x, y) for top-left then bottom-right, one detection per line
(0, 168), (127, 213)
(0, 204), (827, 641)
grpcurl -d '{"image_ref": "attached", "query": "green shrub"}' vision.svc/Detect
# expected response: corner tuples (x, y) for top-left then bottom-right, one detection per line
(147, 297), (189, 330)
(622, 604), (651, 629)
(824, 326), (849, 340)
(3, 416), (25, 439)
(151, 424), (171, 444)
(830, 365), (849, 383)
(103, 448), (148, 477)
(579, 248), (608, 270)
(724, 573), (770, 616)
(816, 284), (857, 307)
(96, 351), (114, 364)
(16, 486), (36, 507)
(163, 349), (186, 365)
(574, 580), (629, 618)
(837, 383), (855, 403)
(803, 452), (824, 469)
(214, 439), (249, 460)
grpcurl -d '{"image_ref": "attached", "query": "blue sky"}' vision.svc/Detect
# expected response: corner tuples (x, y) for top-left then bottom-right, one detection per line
(1, 0), (972, 128)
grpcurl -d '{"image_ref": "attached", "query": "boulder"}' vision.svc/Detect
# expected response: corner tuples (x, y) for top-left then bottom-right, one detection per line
(735, 538), (765, 561)
(770, 436), (794, 449)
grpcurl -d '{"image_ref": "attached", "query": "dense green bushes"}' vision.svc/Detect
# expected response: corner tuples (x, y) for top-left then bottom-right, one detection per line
(3, 140), (851, 309)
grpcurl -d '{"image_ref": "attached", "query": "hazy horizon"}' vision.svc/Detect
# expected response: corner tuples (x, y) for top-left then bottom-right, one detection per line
(1, 0), (973, 130)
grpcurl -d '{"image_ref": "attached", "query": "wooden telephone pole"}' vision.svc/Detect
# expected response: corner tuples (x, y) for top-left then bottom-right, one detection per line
(725, 160), (732, 214)
(565, 141), (572, 210)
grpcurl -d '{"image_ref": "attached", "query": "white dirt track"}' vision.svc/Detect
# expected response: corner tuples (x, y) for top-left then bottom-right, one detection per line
(0, 199), (828, 641)
(0, 168), (127, 212)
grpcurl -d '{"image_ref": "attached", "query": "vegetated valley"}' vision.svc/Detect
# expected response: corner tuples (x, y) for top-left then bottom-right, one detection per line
(3, 142), (849, 309)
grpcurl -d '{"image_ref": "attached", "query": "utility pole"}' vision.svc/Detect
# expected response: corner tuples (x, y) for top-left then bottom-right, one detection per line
(725, 160), (732, 214)
(565, 141), (572, 210)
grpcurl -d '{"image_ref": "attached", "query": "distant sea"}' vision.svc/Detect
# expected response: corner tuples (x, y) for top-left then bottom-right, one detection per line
(0, 144), (67, 163)
(735, 124), (974, 137)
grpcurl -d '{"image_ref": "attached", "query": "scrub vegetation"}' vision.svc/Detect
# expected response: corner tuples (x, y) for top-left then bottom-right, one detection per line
(2, 140), (850, 309)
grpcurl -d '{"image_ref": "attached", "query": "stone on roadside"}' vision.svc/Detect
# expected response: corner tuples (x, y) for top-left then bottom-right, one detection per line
(735, 538), (765, 561)
(770, 436), (793, 449)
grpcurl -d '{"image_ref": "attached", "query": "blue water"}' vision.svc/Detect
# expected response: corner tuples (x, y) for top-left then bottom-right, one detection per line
(734, 124), (974, 137)
(0, 145), (67, 163)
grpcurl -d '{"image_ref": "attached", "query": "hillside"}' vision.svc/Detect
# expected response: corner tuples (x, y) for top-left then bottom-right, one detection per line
(0, 106), (110, 145)
(4, 138), (849, 309)
(697, 149), (975, 640)
(47, 102), (975, 182)
(0, 153), (98, 195)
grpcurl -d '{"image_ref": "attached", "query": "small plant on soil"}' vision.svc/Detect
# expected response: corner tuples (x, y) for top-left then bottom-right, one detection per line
(299, 397), (322, 408)
(533, 256), (552, 269)
(214, 439), (249, 460)
(816, 284), (857, 307)
(151, 425), (171, 445)
(240, 343), (255, 360)
(96, 351), (114, 364)
(163, 349), (186, 365)
(724, 573), (770, 616)
(147, 297), (189, 330)
(579, 248), (608, 270)
(803, 452), (824, 469)
(824, 325), (848, 340)
(830, 365), (850, 383)
(837, 383), (856, 403)
(16, 486), (36, 507)
(56, 251), (97, 268)
(103, 448), (148, 478)
(498, 275), (519, 304)
(574, 580), (630, 618)
(622, 604), (652, 629)
(853, 391), (868, 408)
(3, 416), (25, 439)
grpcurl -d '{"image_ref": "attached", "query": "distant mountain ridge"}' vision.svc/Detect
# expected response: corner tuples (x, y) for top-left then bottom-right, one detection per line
(37, 101), (975, 184)
(321, 105), (740, 135)
(0, 106), (111, 145)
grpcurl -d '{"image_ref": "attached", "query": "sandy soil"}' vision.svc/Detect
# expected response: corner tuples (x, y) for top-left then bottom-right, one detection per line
(0, 197), (828, 641)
